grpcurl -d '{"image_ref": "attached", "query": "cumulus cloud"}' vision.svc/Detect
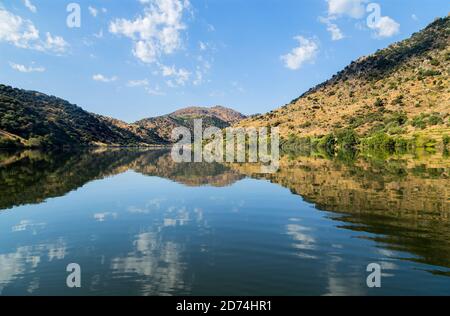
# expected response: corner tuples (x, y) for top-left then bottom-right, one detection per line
(323, 0), (400, 39)
(327, 0), (367, 19)
(23, 0), (37, 13)
(10, 62), (45, 73)
(109, 0), (191, 64)
(92, 74), (118, 82)
(319, 16), (344, 41)
(0, 9), (39, 49)
(0, 8), (68, 53)
(281, 36), (319, 70)
(44, 32), (69, 53)
(369, 16), (400, 38)
(161, 64), (190, 86)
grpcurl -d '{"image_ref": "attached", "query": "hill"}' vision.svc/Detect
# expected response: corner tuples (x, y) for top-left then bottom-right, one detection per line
(0, 84), (166, 148)
(136, 106), (246, 143)
(0, 85), (245, 148)
(237, 16), (450, 150)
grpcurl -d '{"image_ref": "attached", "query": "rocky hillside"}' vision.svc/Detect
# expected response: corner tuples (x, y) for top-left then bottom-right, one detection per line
(238, 16), (450, 148)
(95, 115), (166, 145)
(0, 84), (166, 148)
(136, 106), (246, 143)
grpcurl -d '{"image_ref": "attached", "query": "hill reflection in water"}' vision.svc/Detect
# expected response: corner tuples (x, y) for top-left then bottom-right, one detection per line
(0, 148), (449, 294)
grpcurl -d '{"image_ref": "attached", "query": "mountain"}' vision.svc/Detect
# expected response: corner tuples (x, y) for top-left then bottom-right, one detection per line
(136, 106), (247, 143)
(0, 84), (166, 148)
(0, 84), (245, 148)
(237, 16), (450, 149)
(94, 115), (166, 145)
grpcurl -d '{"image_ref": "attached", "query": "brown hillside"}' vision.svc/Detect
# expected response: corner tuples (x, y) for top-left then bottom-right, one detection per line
(237, 16), (450, 143)
(137, 106), (246, 143)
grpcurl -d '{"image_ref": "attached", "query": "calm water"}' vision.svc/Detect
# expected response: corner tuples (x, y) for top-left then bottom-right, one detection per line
(0, 149), (449, 296)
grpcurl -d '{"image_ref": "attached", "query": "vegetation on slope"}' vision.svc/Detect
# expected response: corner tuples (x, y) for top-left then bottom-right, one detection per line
(238, 16), (450, 152)
(136, 106), (246, 143)
(0, 84), (245, 148)
(0, 84), (169, 148)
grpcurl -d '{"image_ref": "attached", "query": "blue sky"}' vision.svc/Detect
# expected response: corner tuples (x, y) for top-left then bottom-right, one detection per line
(0, 0), (448, 122)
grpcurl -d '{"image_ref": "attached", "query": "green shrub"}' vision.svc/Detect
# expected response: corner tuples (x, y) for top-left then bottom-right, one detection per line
(412, 115), (427, 129)
(430, 59), (440, 66)
(418, 69), (441, 78)
(428, 114), (443, 125)
(300, 121), (312, 128)
(388, 126), (405, 135)
(362, 132), (396, 150)
(336, 129), (359, 148)
(388, 112), (408, 126)
(391, 95), (404, 106)
(319, 134), (336, 150)
(443, 135), (450, 147)
(374, 98), (384, 107)
(281, 134), (312, 154)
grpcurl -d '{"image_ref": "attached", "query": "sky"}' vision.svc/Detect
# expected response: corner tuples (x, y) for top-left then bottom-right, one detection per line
(0, 0), (448, 122)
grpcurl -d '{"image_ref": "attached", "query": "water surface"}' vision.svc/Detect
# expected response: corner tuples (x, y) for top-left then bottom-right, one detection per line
(0, 149), (449, 295)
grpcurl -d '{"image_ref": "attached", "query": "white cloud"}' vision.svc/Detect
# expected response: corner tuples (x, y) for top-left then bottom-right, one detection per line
(127, 79), (165, 95)
(199, 41), (207, 51)
(23, 0), (37, 13)
(88, 6), (98, 17)
(161, 64), (190, 86)
(411, 14), (418, 21)
(327, 23), (344, 41)
(93, 29), (104, 39)
(327, 0), (367, 19)
(12, 220), (45, 232)
(94, 212), (117, 222)
(88, 6), (107, 17)
(127, 78), (164, 95)
(324, 1), (400, 39)
(145, 85), (165, 95)
(0, 9), (39, 49)
(10, 62), (45, 73)
(281, 36), (319, 70)
(231, 81), (245, 93)
(369, 16), (400, 38)
(44, 32), (69, 53)
(191, 56), (211, 86)
(193, 70), (203, 86)
(127, 79), (149, 87)
(0, 8), (68, 53)
(92, 74), (118, 82)
(319, 16), (344, 41)
(109, 0), (191, 64)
